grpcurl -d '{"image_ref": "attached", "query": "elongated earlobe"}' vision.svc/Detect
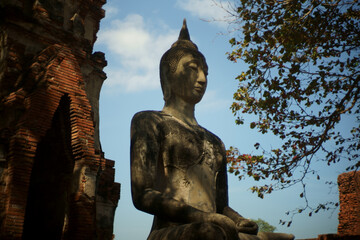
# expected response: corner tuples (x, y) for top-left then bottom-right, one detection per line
(163, 77), (171, 102)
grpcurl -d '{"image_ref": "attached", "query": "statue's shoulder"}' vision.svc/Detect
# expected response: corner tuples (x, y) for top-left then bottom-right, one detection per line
(132, 110), (164, 121)
(131, 110), (167, 129)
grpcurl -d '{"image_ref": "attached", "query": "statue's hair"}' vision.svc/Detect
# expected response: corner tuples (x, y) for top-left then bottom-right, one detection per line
(159, 19), (206, 101)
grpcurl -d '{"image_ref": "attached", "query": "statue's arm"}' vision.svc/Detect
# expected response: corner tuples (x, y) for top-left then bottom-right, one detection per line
(216, 143), (259, 235)
(215, 141), (239, 216)
(215, 165), (245, 223)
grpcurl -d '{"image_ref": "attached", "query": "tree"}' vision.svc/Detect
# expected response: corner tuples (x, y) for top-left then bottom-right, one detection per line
(224, 0), (360, 223)
(253, 218), (276, 233)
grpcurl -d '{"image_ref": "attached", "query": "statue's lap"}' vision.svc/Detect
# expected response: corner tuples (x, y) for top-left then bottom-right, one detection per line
(148, 223), (294, 240)
(148, 223), (261, 240)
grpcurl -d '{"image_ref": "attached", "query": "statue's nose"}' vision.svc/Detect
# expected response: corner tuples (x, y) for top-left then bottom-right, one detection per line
(197, 70), (207, 85)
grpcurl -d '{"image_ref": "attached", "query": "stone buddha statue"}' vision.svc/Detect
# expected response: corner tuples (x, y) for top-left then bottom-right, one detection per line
(130, 19), (295, 240)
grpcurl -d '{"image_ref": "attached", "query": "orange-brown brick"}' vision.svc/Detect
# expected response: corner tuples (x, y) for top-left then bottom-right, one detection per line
(0, 1), (119, 239)
(338, 171), (360, 236)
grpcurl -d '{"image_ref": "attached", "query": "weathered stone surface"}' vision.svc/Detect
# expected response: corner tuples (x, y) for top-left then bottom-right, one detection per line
(130, 19), (294, 240)
(0, 1), (119, 239)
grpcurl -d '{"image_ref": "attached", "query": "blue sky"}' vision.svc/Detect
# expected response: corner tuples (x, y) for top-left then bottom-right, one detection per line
(93, 1), (352, 239)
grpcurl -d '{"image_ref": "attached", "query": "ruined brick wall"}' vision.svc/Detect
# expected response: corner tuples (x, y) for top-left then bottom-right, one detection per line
(338, 171), (360, 236)
(0, 1), (120, 239)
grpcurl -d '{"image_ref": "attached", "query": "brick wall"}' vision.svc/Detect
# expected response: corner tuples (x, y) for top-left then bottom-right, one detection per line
(0, 1), (120, 239)
(338, 171), (360, 236)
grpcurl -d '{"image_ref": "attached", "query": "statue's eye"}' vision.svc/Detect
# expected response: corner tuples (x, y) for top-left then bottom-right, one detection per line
(188, 63), (198, 70)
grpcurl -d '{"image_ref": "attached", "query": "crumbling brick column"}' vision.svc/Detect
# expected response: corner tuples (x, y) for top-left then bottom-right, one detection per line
(338, 171), (360, 236)
(0, 1), (120, 239)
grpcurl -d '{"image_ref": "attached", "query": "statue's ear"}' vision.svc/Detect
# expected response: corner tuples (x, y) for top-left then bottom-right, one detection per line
(161, 65), (171, 102)
(163, 75), (171, 102)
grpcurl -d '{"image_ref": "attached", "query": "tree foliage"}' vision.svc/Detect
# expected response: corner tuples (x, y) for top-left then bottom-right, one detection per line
(253, 218), (276, 232)
(225, 0), (360, 222)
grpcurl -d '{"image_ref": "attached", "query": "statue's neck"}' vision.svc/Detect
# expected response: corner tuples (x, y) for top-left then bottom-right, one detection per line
(162, 99), (198, 126)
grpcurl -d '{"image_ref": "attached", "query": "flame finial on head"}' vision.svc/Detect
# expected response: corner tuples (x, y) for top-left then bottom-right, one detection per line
(178, 19), (190, 41)
(170, 18), (198, 50)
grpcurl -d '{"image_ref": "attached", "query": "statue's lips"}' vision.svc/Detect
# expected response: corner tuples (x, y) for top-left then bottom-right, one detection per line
(194, 87), (204, 93)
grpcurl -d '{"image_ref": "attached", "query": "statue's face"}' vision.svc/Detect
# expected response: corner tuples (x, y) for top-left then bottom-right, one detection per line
(169, 53), (208, 104)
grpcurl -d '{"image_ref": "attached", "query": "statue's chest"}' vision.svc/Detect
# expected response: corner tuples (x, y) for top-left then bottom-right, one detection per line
(158, 119), (224, 173)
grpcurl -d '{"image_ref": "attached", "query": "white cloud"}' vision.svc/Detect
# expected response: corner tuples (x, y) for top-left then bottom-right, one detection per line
(176, 0), (235, 28)
(97, 14), (178, 92)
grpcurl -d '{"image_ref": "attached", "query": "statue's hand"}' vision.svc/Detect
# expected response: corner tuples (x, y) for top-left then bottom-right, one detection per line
(235, 218), (259, 235)
(206, 213), (239, 240)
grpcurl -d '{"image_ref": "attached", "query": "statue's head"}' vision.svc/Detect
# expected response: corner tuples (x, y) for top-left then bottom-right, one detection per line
(160, 19), (208, 103)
